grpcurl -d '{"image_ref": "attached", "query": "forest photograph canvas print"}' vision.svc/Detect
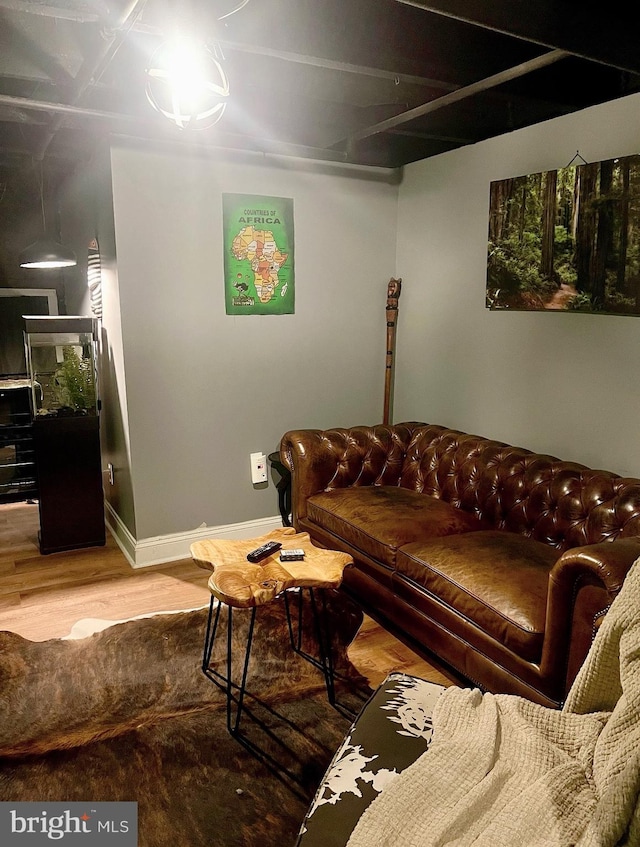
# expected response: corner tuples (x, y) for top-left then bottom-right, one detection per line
(486, 153), (640, 315)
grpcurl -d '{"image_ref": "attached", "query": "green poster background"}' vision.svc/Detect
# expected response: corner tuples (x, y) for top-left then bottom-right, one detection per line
(222, 194), (295, 315)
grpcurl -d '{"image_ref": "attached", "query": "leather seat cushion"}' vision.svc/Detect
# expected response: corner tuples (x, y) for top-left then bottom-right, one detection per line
(306, 486), (483, 568)
(396, 531), (557, 661)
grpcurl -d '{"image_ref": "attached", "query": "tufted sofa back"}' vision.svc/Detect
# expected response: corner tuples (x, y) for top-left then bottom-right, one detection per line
(399, 425), (640, 552)
(308, 423), (419, 490)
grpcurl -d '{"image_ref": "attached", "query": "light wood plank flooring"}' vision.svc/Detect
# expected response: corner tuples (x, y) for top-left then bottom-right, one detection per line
(0, 501), (455, 688)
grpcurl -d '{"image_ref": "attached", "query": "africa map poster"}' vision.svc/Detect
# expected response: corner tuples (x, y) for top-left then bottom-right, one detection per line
(222, 194), (295, 315)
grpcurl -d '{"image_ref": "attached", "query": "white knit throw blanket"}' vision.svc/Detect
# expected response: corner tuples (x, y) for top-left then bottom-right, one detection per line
(347, 560), (640, 847)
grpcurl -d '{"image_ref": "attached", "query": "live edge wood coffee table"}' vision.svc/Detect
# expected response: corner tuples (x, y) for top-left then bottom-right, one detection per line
(190, 528), (353, 736)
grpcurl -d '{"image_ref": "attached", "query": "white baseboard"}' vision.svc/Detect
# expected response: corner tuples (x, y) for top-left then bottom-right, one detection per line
(105, 503), (137, 566)
(105, 502), (283, 568)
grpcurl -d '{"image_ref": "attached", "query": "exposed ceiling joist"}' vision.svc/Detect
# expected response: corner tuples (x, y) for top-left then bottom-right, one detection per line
(395, 0), (640, 75)
(0, 0), (638, 172)
(0, 0), (460, 92)
(33, 0), (146, 159)
(349, 48), (569, 144)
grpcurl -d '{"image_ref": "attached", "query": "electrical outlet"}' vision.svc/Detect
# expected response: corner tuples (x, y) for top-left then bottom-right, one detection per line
(107, 462), (114, 485)
(250, 452), (268, 484)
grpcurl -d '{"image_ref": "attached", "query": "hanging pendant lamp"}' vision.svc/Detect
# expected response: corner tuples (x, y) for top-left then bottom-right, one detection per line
(19, 238), (77, 269)
(19, 161), (77, 270)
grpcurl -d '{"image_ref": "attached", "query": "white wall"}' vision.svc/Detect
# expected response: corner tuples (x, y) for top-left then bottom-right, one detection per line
(61, 144), (137, 536)
(109, 140), (399, 539)
(395, 93), (640, 478)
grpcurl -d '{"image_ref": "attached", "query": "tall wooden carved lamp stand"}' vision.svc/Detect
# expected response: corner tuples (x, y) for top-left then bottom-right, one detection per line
(383, 277), (402, 425)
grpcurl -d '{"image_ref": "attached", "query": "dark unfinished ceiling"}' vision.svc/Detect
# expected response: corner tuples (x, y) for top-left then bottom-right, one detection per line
(0, 0), (639, 174)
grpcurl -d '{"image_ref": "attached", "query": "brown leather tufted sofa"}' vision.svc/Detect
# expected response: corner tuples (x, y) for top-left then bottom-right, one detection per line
(280, 422), (640, 708)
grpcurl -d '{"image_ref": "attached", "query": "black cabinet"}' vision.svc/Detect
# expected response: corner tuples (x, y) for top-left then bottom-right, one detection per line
(0, 382), (38, 504)
(33, 415), (105, 554)
(24, 316), (105, 555)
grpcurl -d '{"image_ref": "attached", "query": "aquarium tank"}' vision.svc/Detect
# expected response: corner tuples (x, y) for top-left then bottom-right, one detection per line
(23, 316), (98, 417)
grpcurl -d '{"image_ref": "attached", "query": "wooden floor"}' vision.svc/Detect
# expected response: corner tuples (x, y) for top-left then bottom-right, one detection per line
(0, 501), (455, 689)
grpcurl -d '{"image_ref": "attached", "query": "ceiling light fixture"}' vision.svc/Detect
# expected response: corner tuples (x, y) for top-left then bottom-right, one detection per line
(144, 1), (250, 130)
(19, 161), (77, 270)
(145, 36), (230, 129)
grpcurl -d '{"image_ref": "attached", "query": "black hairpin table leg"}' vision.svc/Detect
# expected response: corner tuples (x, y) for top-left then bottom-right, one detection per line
(201, 595), (257, 735)
(283, 587), (357, 718)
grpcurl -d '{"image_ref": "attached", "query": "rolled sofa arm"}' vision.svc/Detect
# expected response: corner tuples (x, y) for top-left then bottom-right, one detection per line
(550, 538), (640, 594)
(541, 537), (640, 695)
(280, 423), (421, 526)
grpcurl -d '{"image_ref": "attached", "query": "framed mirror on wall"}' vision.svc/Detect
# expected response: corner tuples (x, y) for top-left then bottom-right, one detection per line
(0, 288), (58, 377)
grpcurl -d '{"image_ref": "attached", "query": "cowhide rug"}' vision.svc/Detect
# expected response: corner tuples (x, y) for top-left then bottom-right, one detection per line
(0, 589), (369, 847)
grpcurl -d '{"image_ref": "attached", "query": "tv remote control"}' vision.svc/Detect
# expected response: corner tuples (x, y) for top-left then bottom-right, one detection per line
(280, 549), (305, 562)
(247, 541), (282, 563)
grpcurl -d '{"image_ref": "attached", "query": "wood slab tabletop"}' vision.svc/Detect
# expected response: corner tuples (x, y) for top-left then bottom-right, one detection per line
(190, 528), (353, 608)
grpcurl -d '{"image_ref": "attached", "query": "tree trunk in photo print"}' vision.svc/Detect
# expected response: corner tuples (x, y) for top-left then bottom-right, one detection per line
(618, 159), (631, 295)
(540, 169), (557, 282)
(574, 163), (598, 296)
(591, 159), (614, 308)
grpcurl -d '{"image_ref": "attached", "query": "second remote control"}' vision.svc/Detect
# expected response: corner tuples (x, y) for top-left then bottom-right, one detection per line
(280, 549), (305, 562)
(247, 541), (282, 563)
